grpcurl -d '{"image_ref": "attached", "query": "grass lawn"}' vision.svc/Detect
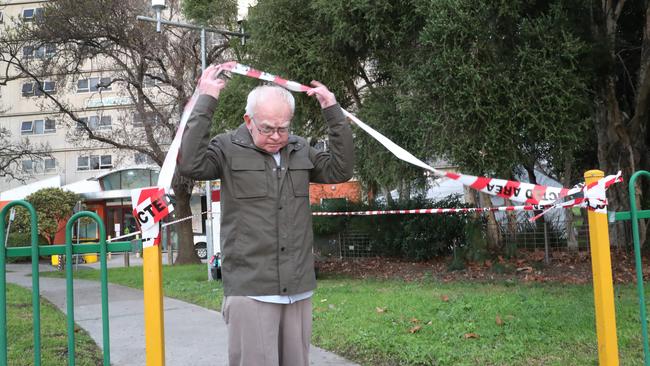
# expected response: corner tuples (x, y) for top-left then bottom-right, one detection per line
(7, 283), (103, 366)
(43, 264), (647, 365)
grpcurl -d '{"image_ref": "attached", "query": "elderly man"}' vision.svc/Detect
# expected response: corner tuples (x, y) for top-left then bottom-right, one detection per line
(178, 64), (354, 366)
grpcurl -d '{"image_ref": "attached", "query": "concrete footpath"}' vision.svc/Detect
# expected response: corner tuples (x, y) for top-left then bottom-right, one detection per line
(6, 257), (359, 366)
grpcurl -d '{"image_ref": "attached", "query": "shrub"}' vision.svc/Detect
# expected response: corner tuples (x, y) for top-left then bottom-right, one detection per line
(312, 195), (477, 261)
(5, 231), (48, 263)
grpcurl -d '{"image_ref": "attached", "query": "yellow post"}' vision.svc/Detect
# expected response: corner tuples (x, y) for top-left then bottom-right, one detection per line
(585, 169), (619, 365)
(143, 244), (165, 366)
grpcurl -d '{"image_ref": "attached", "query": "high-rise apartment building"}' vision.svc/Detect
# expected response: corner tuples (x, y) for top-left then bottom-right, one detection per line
(0, 0), (161, 195)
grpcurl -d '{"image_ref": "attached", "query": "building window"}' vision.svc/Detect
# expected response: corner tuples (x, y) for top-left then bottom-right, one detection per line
(22, 158), (56, 174)
(77, 154), (112, 171)
(77, 156), (88, 170)
(37, 81), (56, 94)
(78, 115), (112, 130)
(143, 74), (164, 88)
(22, 46), (33, 58)
(134, 152), (155, 165)
(21, 82), (34, 96)
(22, 44), (56, 59)
(100, 155), (112, 169)
(35, 44), (56, 59)
(22, 159), (34, 173)
(44, 158), (56, 172)
(78, 221), (98, 240)
(132, 111), (159, 127)
(44, 119), (56, 133)
(20, 121), (33, 134)
(22, 81), (56, 96)
(77, 77), (112, 93)
(98, 115), (112, 129)
(20, 119), (55, 135)
(22, 8), (44, 22)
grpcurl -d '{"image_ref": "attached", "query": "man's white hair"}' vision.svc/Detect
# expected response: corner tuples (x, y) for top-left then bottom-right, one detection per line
(245, 85), (295, 118)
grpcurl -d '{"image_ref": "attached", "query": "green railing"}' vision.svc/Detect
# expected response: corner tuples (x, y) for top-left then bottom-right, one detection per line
(0, 200), (136, 366)
(614, 170), (650, 366)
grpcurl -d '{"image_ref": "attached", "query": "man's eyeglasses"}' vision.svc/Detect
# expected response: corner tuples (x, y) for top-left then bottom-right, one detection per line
(251, 117), (290, 136)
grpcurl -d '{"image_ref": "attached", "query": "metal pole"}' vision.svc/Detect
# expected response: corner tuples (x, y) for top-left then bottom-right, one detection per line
(75, 222), (79, 271)
(136, 16), (249, 38)
(166, 225), (173, 265)
(543, 220), (550, 264)
(585, 169), (620, 365)
(155, 9), (162, 33)
(628, 170), (650, 365)
(3, 208), (15, 247)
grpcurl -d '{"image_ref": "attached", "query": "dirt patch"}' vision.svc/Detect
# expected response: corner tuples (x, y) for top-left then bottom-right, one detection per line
(318, 250), (650, 284)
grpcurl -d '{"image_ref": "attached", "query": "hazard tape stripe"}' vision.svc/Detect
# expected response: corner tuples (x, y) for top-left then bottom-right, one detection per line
(220, 62), (604, 205)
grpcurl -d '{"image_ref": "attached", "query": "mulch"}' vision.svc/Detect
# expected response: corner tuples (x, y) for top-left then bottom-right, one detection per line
(318, 249), (650, 285)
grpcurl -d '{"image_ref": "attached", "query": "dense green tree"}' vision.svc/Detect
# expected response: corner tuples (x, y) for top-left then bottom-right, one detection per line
(190, 0), (650, 246)
(235, 0), (592, 199)
(9, 188), (80, 245)
(405, 1), (592, 180)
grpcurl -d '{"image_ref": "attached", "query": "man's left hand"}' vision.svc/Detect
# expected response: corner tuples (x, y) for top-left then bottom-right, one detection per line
(307, 81), (337, 109)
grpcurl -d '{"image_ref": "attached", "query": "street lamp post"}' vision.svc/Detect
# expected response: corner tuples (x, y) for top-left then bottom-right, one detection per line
(137, 1), (247, 282)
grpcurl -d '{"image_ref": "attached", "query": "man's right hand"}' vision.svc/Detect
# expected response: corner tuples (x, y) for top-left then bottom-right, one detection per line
(197, 64), (228, 99)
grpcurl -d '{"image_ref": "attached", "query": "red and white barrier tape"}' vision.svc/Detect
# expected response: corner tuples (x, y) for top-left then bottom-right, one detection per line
(216, 62), (622, 206)
(153, 62), (623, 227)
(108, 210), (215, 242)
(313, 204), (554, 216)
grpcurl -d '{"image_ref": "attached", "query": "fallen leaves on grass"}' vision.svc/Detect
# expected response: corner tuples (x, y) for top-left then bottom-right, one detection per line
(464, 333), (479, 339)
(440, 294), (449, 302)
(318, 249), (645, 285)
(408, 325), (422, 334)
(495, 315), (504, 326)
(376, 307), (387, 313)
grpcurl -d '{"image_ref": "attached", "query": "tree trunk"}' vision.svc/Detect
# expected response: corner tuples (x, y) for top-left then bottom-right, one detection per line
(382, 186), (395, 206)
(562, 159), (579, 251)
(593, 77), (635, 247)
(505, 198), (519, 258)
(480, 192), (502, 253)
(172, 174), (200, 264)
(398, 179), (411, 203)
(590, 0), (650, 248)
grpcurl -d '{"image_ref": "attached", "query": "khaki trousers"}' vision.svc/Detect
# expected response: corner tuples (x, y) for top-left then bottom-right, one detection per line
(222, 296), (312, 366)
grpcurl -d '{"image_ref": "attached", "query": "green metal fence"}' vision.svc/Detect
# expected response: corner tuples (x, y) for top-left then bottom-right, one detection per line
(614, 171), (650, 366)
(0, 200), (136, 366)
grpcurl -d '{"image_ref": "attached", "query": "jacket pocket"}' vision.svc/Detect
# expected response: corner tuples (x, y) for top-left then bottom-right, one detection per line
(288, 157), (314, 197)
(231, 157), (268, 198)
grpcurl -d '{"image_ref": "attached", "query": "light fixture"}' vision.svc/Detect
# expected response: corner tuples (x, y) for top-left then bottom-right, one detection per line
(151, 0), (166, 10)
(151, 0), (166, 33)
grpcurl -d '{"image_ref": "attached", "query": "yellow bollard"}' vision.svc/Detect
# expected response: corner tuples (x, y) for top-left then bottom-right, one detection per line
(143, 244), (165, 366)
(585, 169), (619, 365)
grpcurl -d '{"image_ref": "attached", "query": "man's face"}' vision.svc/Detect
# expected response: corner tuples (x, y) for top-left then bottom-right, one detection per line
(244, 96), (293, 154)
